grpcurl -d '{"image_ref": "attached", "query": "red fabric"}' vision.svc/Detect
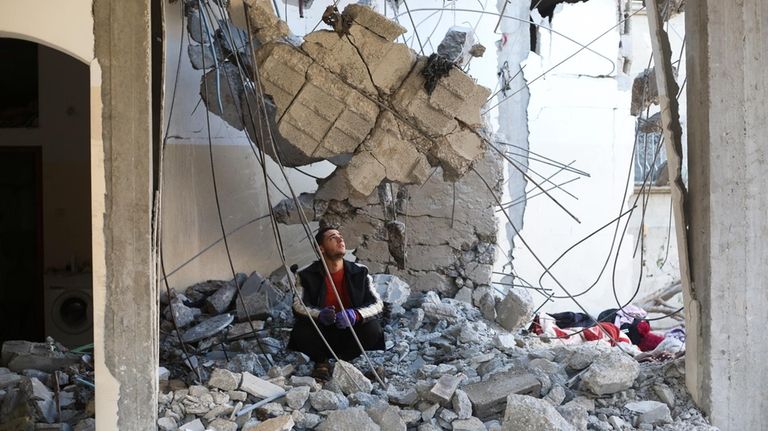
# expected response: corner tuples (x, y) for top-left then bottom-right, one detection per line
(323, 268), (352, 312)
(636, 321), (664, 351)
(583, 323), (623, 346)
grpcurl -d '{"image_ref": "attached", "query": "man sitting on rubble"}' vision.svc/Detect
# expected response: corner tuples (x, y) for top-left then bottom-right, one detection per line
(287, 226), (385, 380)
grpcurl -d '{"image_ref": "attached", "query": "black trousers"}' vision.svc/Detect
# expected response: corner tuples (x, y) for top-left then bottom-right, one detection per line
(288, 317), (385, 362)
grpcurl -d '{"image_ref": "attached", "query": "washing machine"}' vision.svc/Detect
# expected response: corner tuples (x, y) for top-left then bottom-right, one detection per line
(43, 272), (93, 349)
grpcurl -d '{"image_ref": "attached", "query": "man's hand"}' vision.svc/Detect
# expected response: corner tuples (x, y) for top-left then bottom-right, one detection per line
(318, 306), (336, 326)
(335, 309), (358, 329)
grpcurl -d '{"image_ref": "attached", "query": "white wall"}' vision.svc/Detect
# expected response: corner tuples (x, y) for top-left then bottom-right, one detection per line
(507, 0), (638, 316)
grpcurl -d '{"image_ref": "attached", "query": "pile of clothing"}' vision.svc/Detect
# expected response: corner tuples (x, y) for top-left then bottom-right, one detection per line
(529, 305), (685, 359)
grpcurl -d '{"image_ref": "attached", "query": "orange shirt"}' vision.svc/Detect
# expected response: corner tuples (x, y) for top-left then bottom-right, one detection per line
(324, 268), (352, 312)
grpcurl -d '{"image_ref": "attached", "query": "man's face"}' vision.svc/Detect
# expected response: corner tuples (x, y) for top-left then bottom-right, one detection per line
(319, 229), (346, 258)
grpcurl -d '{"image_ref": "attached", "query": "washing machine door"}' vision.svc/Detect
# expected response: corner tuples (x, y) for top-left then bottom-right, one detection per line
(51, 289), (93, 337)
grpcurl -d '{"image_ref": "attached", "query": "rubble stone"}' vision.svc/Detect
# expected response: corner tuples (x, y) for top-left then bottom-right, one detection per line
(248, 415), (295, 431)
(367, 402), (406, 431)
(291, 409), (322, 428)
(208, 368), (242, 391)
(452, 417), (486, 431)
(428, 374), (462, 404)
(316, 407), (380, 431)
(580, 352), (639, 395)
(494, 287), (534, 332)
(310, 389), (349, 411)
(2, 341), (80, 373)
(625, 400), (672, 425)
(205, 282), (238, 314)
(371, 274), (410, 307)
(387, 385), (418, 406)
(286, 386), (310, 409)
(556, 404), (588, 431)
(178, 418), (206, 431)
(239, 372), (285, 399)
(333, 360), (373, 395)
(207, 418), (238, 431)
(501, 394), (575, 431)
(464, 371), (541, 419)
(157, 417), (179, 431)
(452, 389), (472, 419)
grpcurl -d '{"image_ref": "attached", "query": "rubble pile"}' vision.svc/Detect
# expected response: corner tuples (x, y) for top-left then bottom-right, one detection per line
(0, 340), (95, 431)
(156, 273), (716, 431)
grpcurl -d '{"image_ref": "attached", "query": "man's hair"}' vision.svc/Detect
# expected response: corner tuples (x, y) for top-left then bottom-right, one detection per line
(315, 226), (339, 246)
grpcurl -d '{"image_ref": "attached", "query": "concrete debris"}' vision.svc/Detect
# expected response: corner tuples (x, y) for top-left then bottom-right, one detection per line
(371, 274), (410, 308)
(235, 272), (290, 321)
(316, 407), (380, 431)
(494, 287), (534, 332)
(580, 351), (640, 395)
(463, 371), (541, 420)
(246, 415), (294, 431)
(624, 400), (672, 425)
(239, 372), (285, 399)
(197, 2), (491, 199)
(332, 360), (373, 395)
(366, 401), (406, 431)
(0, 346), (94, 430)
(1, 341), (81, 373)
(208, 369), (242, 392)
(152, 261), (712, 431)
(501, 394), (575, 431)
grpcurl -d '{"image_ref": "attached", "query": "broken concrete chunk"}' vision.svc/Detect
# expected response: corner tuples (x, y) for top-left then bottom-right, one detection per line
(428, 374), (462, 404)
(207, 418), (238, 431)
(310, 389), (349, 411)
(1, 341), (81, 373)
(494, 287), (534, 332)
(463, 371), (541, 420)
(556, 403), (588, 431)
(371, 274), (410, 307)
(316, 406), (380, 431)
(200, 62), (245, 130)
(286, 385), (311, 409)
(366, 401), (406, 431)
(343, 4), (407, 41)
(235, 272), (285, 320)
(452, 389), (473, 419)
(157, 416), (177, 431)
(579, 351), (639, 396)
(624, 400), (672, 425)
(204, 281), (238, 315)
(239, 372), (285, 399)
(167, 296), (201, 329)
(247, 415), (295, 431)
(333, 360), (373, 395)
(422, 302), (462, 323)
(240, 0), (291, 43)
(386, 385), (418, 406)
(208, 368), (242, 392)
(452, 417), (486, 431)
(501, 394), (575, 431)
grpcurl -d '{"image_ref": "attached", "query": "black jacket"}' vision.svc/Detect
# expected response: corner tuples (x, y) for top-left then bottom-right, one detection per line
(292, 260), (383, 323)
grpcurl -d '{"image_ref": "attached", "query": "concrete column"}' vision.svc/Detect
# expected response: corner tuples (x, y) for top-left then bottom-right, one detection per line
(686, 1), (768, 428)
(92, 1), (157, 429)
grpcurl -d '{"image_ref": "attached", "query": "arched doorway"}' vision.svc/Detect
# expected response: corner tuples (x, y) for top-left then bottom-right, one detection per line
(0, 38), (92, 349)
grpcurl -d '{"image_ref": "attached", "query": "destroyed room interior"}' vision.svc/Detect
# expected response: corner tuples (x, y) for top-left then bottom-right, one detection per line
(0, 0), (765, 430)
